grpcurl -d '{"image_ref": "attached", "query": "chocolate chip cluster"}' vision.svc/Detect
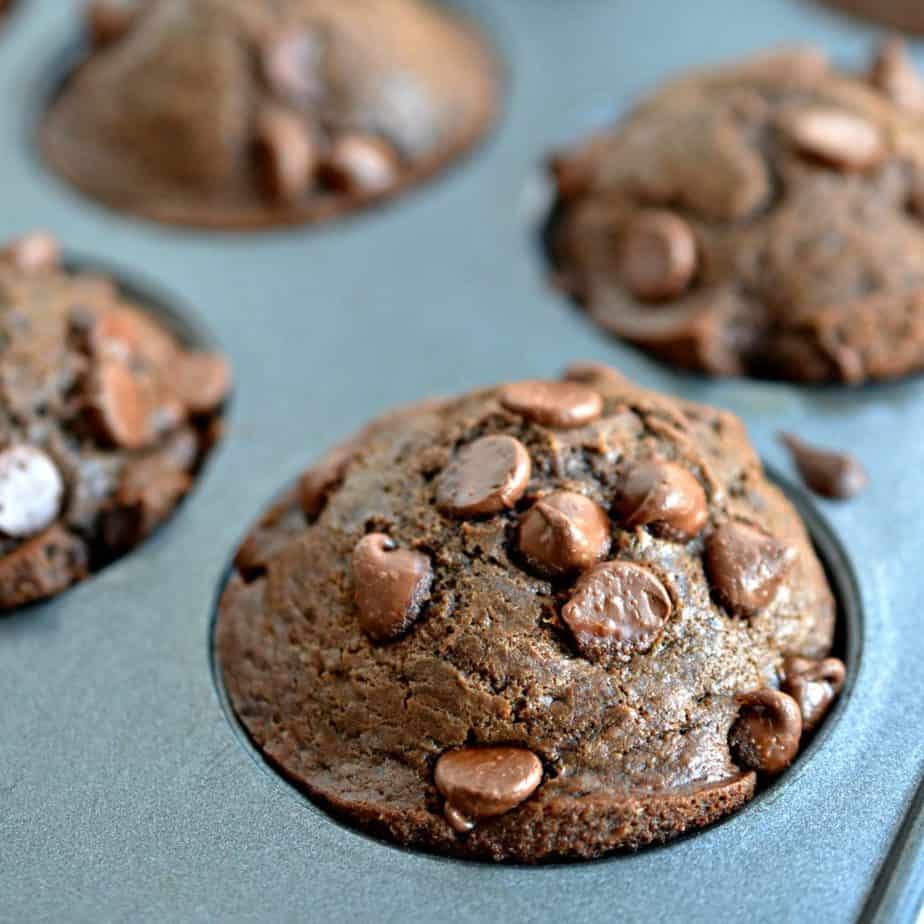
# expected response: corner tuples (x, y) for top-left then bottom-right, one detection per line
(297, 369), (844, 835)
(0, 233), (230, 608)
(548, 40), (924, 384)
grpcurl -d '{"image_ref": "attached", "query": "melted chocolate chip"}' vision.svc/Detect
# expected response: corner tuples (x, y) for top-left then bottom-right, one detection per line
(614, 460), (708, 541)
(434, 747), (543, 831)
(870, 38), (924, 114)
(499, 380), (603, 429)
(351, 533), (432, 642)
(547, 153), (591, 201)
(260, 28), (326, 107)
(729, 689), (802, 774)
(561, 360), (629, 388)
(86, 1), (138, 48)
(620, 210), (697, 301)
(299, 436), (365, 520)
(319, 135), (400, 195)
(254, 106), (317, 205)
(90, 307), (177, 368)
(781, 107), (885, 171)
(705, 521), (795, 618)
(2, 232), (59, 273)
(517, 491), (611, 577)
(86, 358), (154, 451)
(170, 351), (232, 415)
(562, 561), (672, 662)
(436, 435), (531, 518)
(780, 433), (867, 500)
(0, 446), (65, 539)
(781, 656), (846, 731)
(103, 453), (192, 551)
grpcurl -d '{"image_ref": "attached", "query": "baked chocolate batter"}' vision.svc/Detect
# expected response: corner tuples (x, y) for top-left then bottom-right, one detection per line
(217, 364), (843, 861)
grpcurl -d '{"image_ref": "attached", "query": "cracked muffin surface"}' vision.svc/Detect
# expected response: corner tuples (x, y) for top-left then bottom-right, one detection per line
(0, 233), (230, 609)
(42, 0), (498, 228)
(547, 43), (924, 384)
(216, 364), (843, 861)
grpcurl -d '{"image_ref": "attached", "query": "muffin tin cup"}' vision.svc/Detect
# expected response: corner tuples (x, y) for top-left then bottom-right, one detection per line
(1, 1), (922, 922)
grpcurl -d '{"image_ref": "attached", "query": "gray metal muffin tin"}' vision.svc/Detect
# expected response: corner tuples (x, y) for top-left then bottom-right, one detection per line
(1, 0), (922, 921)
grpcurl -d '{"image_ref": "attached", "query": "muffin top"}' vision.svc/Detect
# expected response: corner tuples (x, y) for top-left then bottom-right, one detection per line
(217, 363), (842, 862)
(548, 42), (924, 384)
(42, 0), (498, 228)
(0, 233), (230, 609)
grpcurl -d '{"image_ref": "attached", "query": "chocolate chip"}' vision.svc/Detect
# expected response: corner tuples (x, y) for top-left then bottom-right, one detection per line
(235, 499), (305, 581)
(561, 360), (629, 388)
(620, 210), (697, 301)
(780, 433), (867, 500)
(299, 441), (358, 520)
(102, 453), (192, 550)
(319, 134), (400, 195)
(548, 153), (591, 201)
(499, 380), (603, 429)
(781, 107), (885, 171)
(436, 435), (531, 518)
(90, 307), (178, 369)
(781, 656), (845, 731)
(352, 534), (432, 642)
(254, 106), (317, 205)
(0, 525), (88, 610)
(150, 388), (186, 438)
(443, 803), (476, 834)
(87, 358), (154, 451)
(86, 1), (138, 48)
(614, 460), (708, 541)
(0, 446), (65, 539)
(2, 232), (59, 273)
(562, 561), (672, 662)
(260, 28), (326, 107)
(434, 747), (543, 831)
(870, 38), (924, 114)
(705, 522), (795, 619)
(170, 351), (232, 415)
(729, 689), (802, 774)
(517, 491), (611, 577)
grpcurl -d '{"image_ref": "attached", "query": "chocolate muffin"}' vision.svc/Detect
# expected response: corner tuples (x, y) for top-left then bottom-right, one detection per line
(216, 363), (844, 861)
(818, 0), (924, 34)
(41, 0), (499, 228)
(0, 232), (230, 609)
(547, 42), (924, 384)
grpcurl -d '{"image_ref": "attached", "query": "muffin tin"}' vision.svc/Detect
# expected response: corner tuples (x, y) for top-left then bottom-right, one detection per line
(1, 0), (922, 921)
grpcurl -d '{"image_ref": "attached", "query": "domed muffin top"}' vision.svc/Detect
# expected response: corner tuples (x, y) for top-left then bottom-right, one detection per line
(42, 0), (498, 227)
(0, 233), (229, 608)
(218, 364), (842, 861)
(549, 42), (924, 384)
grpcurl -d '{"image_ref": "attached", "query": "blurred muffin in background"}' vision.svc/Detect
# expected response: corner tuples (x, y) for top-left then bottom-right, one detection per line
(546, 41), (924, 384)
(0, 232), (230, 609)
(42, 0), (500, 228)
